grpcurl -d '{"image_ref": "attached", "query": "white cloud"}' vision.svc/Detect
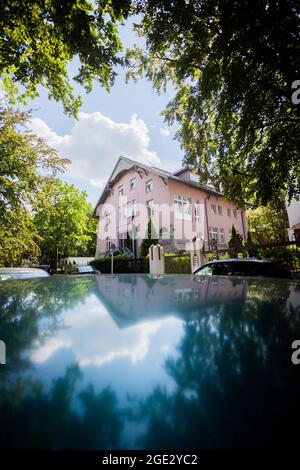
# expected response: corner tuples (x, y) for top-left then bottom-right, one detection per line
(30, 112), (160, 188)
(159, 127), (170, 137)
(31, 304), (180, 368)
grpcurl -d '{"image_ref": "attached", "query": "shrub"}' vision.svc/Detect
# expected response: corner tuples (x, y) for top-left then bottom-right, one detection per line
(90, 255), (145, 274)
(164, 255), (191, 274)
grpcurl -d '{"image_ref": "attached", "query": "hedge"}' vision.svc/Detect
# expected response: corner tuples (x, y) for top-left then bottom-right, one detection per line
(90, 256), (146, 274)
(164, 255), (191, 274)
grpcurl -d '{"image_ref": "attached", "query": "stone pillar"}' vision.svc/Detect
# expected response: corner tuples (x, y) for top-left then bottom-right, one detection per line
(149, 244), (165, 275)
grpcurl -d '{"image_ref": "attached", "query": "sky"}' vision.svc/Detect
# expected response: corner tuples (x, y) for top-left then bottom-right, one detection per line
(24, 18), (183, 206)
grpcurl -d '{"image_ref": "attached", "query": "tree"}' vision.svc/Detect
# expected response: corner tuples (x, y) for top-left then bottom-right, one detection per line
(140, 217), (158, 258)
(228, 224), (244, 256)
(247, 200), (289, 243)
(0, 105), (68, 265)
(127, 0), (300, 206)
(0, 0), (132, 116)
(244, 230), (259, 257)
(33, 179), (97, 267)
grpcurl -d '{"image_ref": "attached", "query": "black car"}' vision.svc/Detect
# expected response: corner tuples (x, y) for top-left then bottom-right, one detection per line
(193, 258), (293, 279)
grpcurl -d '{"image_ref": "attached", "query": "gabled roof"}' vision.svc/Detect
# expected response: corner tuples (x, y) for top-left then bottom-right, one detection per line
(93, 156), (222, 217)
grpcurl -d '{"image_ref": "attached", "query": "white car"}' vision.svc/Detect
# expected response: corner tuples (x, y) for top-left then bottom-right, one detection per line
(0, 267), (50, 281)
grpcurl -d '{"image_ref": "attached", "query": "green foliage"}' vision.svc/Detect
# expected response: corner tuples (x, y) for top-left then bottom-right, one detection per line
(140, 218), (158, 258)
(127, 0), (300, 206)
(0, 0), (132, 115)
(91, 255), (145, 273)
(247, 199), (289, 243)
(33, 179), (97, 267)
(244, 231), (259, 257)
(0, 105), (68, 265)
(228, 224), (244, 256)
(164, 255), (191, 274)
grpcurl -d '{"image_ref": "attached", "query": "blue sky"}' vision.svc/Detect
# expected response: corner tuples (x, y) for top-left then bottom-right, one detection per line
(25, 18), (183, 206)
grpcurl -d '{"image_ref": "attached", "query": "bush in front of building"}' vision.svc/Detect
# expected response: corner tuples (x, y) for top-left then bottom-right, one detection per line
(90, 255), (145, 274)
(164, 254), (191, 274)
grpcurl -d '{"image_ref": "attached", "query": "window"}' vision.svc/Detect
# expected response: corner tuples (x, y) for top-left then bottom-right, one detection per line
(147, 199), (154, 216)
(195, 201), (201, 222)
(118, 206), (122, 220)
(233, 209), (237, 218)
(146, 179), (153, 193)
(219, 228), (225, 244)
(211, 204), (217, 215)
(227, 208), (231, 217)
(174, 194), (192, 220)
(130, 177), (136, 191)
(218, 205), (222, 215)
(106, 237), (112, 251)
(126, 200), (136, 218)
(105, 213), (112, 225)
(209, 227), (218, 242)
(118, 186), (123, 197)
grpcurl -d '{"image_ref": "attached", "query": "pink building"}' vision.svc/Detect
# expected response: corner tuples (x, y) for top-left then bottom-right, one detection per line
(94, 156), (247, 257)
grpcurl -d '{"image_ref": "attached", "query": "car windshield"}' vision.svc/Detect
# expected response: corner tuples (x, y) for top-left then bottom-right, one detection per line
(77, 265), (94, 273)
(0, 274), (299, 450)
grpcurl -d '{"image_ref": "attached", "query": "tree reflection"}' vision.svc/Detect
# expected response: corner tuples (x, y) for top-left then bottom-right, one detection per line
(137, 281), (300, 449)
(0, 363), (122, 449)
(0, 276), (97, 370)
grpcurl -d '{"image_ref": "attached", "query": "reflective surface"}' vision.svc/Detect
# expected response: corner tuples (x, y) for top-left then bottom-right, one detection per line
(0, 274), (300, 449)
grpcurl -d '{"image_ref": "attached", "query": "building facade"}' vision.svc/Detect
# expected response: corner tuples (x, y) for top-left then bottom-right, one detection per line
(286, 197), (300, 241)
(94, 156), (247, 257)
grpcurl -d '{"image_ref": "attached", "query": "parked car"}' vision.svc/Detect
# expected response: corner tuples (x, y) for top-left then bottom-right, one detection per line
(70, 265), (101, 275)
(0, 267), (50, 281)
(193, 258), (293, 279)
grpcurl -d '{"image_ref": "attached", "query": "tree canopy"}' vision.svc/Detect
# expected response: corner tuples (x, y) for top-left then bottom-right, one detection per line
(0, 105), (68, 265)
(0, 0), (132, 115)
(33, 178), (97, 267)
(127, 0), (300, 206)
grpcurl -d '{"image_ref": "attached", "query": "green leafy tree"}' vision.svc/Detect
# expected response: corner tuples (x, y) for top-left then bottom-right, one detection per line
(0, 105), (68, 265)
(140, 218), (158, 258)
(33, 179), (97, 267)
(247, 199), (289, 243)
(0, 0), (132, 115)
(244, 230), (259, 257)
(127, 0), (300, 206)
(228, 224), (244, 256)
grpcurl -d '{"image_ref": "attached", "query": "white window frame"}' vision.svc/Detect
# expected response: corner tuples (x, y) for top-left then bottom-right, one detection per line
(118, 185), (123, 197)
(211, 204), (217, 215)
(105, 212), (112, 225)
(145, 179), (153, 193)
(147, 199), (154, 216)
(219, 228), (225, 244)
(209, 227), (218, 242)
(195, 201), (201, 222)
(126, 200), (136, 218)
(218, 205), (222, 215)
(130, 177), (136, 191)
(227, 208), (231, 217)
(174, 194), (192, 220)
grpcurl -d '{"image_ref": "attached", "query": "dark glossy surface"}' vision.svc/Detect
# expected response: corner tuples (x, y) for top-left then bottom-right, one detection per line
(0, 274), (300, 449)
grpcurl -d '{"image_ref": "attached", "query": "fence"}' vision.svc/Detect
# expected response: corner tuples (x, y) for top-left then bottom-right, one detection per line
(204, 240), (300, 277)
